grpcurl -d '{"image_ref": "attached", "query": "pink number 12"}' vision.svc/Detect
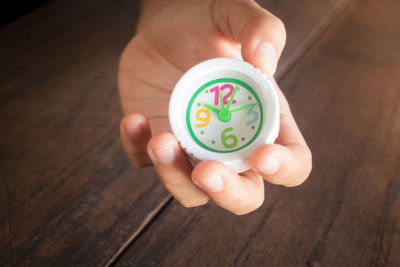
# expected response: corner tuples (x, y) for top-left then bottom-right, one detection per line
(210, 84), (237, 106)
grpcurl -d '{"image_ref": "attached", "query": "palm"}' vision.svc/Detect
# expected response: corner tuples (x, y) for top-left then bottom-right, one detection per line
(118, 0), (312, 214)
(118, 1), (241, 135)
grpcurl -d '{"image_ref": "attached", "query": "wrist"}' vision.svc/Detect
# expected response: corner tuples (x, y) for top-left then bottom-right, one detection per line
(138, 0), (204, 31)
(137, 0), (180, 31)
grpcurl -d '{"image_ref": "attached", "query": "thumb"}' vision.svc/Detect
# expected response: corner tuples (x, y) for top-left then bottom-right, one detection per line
(211, 0), (286, 76)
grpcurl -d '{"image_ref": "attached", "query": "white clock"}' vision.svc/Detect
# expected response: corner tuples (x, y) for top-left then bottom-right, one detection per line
(169, 58), (280, 173)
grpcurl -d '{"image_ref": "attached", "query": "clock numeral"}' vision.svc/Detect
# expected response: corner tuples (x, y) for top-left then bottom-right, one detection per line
(221, 127), (238, 149)
(210, 84), (237, 106)
(210, 86), (219, 106)
(246, 106), (259, 125)
(221, 84), (236, 105)
(195, 109), (210, 128)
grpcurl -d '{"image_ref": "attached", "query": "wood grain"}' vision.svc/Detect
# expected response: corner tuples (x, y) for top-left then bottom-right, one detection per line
(0, 0), (356, 266)
(0, 1), (171, 266)
(115, 0), (400, 266)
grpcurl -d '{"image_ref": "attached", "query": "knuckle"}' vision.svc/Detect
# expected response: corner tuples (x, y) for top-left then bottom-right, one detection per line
(124, 112), (145, 125)
(233, 209), (249, 216)
(120, 116), (130, 133)
(273, 17), (286, 35)
(257, 13), (286, 45)
(299, 147), (313, 181)
(302, 152), (313, 181)
(180, 197), (209, 208)
(269, 17), (287, 46)
(248, 13), (286, 51)
(286, 157), (312, 187)
(283, 145), (313, 187)
(253, 193), (265, 210)
(232, 204), (258, 215)
(266, 13), (286, 33)
(230, 193), (264, 215)
(306, 148), (313, 172)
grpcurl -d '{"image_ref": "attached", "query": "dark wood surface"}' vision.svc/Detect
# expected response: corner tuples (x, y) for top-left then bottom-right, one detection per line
(116, 0), (400, 266)
(1, 0), (399, 266)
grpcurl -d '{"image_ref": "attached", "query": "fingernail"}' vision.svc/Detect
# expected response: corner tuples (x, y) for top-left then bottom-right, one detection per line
(255, 41), (278, 75)
(195, 174), (224, 193)
(151, 144), (176, 165)
(126, 123), (141, 140)
(259, 157), (280, 174)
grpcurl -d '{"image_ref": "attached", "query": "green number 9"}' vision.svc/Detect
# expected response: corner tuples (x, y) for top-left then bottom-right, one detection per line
(221, 127), (238, 149)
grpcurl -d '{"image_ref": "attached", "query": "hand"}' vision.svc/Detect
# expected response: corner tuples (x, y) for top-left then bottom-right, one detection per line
(118, 0), (312, 215)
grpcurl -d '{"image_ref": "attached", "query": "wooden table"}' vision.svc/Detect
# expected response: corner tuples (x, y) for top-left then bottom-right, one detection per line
(1, 0), (399, 266)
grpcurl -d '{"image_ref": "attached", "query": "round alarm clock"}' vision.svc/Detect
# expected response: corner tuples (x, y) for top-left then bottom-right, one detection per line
(169, 58), (280, 173)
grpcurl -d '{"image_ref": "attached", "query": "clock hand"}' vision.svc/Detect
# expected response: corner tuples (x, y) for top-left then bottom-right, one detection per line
(217, 86), (239, 122)
(226, 86), (239, 110)
(230, 102), (260, 113)
(204, 103), (221, 115)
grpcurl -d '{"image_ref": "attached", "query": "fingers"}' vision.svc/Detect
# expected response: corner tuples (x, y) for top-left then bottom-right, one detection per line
(211, 0), (286, 76)
(192, 161), (264, 215)
(120, 113), (152, 167)
(147, 132), (209, 207)
(249, 113), (312, 187)
(147, 133), (265, 213)
(122, 116), (209, 207)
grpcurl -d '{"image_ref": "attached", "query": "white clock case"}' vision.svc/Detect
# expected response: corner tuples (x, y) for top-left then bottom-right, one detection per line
(169, 58), (280, 173)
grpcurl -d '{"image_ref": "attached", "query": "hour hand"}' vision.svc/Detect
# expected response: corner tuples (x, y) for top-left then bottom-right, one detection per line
(203, 103), (220, 115)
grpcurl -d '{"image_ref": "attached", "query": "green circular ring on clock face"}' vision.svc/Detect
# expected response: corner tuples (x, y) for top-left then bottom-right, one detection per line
(186, 78), (263, 153)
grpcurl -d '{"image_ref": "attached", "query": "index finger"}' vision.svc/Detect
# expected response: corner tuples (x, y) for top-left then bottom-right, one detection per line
(211, 0), (286, 76)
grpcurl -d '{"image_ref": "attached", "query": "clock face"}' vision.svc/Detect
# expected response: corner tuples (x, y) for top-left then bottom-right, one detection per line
(186, 78), (263, 153)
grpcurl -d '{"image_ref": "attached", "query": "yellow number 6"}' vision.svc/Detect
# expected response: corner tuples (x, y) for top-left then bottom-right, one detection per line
(195, 109), (210, 128)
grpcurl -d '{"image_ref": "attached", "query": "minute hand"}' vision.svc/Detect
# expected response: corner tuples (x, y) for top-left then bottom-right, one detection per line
(230, 102), (259, 113)
(226, 86), (239, 110)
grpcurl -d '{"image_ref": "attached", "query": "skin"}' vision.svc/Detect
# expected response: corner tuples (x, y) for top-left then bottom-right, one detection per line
(118, 0), (312, 215)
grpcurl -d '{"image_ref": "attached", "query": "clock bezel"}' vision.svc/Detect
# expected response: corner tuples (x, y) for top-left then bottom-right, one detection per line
(186, 78), (263, 153)
(169, 57), (280, 173)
